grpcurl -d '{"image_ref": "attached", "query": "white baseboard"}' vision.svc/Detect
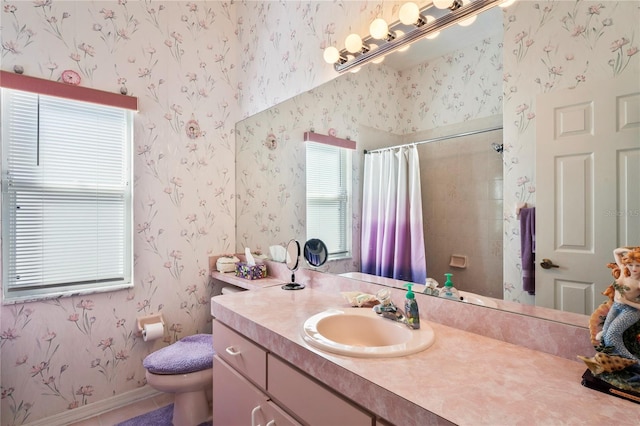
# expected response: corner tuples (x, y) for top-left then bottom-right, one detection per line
(24, 386), (162, 426)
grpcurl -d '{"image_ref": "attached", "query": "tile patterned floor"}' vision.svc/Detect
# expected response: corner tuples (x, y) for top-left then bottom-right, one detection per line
(68, 393), (174, 426)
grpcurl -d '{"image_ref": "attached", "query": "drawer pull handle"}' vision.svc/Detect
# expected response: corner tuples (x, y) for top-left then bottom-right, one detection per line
(225, 346), (241, 356)
(266, 421), (276, 426)
(251, 405), (261, 426)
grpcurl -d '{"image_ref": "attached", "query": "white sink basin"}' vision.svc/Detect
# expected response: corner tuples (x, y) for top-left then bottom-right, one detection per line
(459, 291), (498, 308)
(302, 308), (435, 358)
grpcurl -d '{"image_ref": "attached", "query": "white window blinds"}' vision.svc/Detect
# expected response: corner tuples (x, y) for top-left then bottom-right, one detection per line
(306, 142), (351, 258)
(2, 88), (133, 303)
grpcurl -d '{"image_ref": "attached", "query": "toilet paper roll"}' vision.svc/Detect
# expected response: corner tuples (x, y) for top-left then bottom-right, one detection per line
(142, 322), (164, 342)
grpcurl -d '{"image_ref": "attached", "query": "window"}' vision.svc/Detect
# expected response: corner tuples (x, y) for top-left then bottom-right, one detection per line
(306, 140), (352, 260)
(1, 78), (134, 303)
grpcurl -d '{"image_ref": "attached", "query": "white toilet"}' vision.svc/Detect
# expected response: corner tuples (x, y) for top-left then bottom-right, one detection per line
(143, 334), (214, 426)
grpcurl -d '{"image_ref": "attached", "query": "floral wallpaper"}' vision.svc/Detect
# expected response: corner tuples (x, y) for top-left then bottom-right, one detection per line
(0, 1), (240, 424)
(235, 0), (407, 119)
(0, 0), (638, 425)
(502, 0), (639, 304)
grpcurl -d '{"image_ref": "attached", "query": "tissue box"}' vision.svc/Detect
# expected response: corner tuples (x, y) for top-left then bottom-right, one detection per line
(235, 262), (267, 280)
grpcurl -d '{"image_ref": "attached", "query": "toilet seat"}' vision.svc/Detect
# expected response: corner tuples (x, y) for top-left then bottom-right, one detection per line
(143, 334), (215, 426)
(144, 334), (213, 374)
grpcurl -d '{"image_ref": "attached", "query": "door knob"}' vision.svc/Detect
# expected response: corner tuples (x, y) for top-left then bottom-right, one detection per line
(540, 258), (559, 269)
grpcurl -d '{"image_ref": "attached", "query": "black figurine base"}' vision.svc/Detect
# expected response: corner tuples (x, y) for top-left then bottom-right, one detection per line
(282, 282), (305, 291)
(581, 369), (640, 404)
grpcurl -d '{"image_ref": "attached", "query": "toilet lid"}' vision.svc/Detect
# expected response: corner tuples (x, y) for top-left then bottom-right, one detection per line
(143, 334), (214, 374)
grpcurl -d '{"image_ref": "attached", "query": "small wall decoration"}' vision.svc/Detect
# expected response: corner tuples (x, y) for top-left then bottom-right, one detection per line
(264, 133), (277, 150)
(61, 69), (81, 86)
(328, 128), (337, 137)
(185, 119), (202, 139)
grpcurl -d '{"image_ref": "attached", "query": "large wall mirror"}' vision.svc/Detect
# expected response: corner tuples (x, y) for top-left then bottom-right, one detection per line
(235, 2), (640, 328)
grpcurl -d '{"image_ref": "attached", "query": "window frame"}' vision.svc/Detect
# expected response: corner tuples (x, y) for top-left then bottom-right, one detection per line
(304, 132), (355, 261)
(0, 71), (137, 304)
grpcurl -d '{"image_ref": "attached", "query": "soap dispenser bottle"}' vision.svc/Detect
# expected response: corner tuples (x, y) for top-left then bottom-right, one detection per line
(439, 273), (460, 300)
(404, 283), (420, 329)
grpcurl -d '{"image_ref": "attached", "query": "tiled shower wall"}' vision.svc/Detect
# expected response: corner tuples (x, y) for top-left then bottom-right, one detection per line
(417, 124), (503, 297)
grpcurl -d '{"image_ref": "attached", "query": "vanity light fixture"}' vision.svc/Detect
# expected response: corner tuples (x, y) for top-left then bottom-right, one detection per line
(345, 33), (369, 54)
(323, 46), (347, 65)
(398, 2), (425, 27)
(323, 0), (509, 73)
(395, 30), (411, 52)
(457, 14), (477, 26)
(457, 0), (477, 26)
(370, 18), (395, 41)
(433, 0), (463, 9)
(424, 15), (440, 39)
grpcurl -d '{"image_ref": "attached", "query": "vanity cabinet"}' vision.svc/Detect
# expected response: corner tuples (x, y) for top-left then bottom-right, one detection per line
(213, 356), (299, 426)
(212, 320), (375, 426)
(267, 354), (372, 426)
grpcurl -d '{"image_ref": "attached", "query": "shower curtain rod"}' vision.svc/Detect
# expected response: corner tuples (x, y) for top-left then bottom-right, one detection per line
(363, 125), (503, 154)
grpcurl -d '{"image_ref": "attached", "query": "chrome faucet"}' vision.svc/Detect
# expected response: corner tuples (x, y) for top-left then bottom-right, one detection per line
(373, 289), (412, 329)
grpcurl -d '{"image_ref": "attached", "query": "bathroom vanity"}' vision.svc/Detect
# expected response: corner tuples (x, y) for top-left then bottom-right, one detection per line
(212, 319), (376, 425)
(210, 272), (639, 425)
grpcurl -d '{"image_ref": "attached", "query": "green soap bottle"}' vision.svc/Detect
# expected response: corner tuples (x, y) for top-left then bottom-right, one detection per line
(439, 273), (460, 300)
(404, 283), (420, 329)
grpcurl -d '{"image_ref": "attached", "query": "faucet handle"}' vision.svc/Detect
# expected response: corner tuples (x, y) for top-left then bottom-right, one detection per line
(373, 288), (400, 317)
(375, 288), (392, 305)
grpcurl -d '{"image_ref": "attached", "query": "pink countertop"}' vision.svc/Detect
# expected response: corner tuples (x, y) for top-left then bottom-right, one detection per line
(210, 285), (639, 425)
(210, 270), (284, 291)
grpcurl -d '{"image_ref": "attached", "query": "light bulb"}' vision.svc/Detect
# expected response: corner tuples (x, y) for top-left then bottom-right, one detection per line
(372, 56), (385, 64)
(345, 33), (363, 53)
(458, 15), (476, 26)
(432, 0), (453, 9)
(499, 0), (516, 7)
(457, 0), (477, 26)
(350, 66), (362, 74)
(399, 2), (421, 25)
(323, 46), (340, 64)
(393, 31), (410, 52)
(424, 15), (440, 39)
(370, 18), (389, 40)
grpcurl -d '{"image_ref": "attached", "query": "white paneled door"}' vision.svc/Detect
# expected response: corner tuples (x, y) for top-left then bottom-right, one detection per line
(536, 73), (640, 314)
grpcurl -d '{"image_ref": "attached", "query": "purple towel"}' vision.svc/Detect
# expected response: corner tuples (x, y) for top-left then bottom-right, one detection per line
(143, 334), (214, 375)
(520, 207), (536, 295)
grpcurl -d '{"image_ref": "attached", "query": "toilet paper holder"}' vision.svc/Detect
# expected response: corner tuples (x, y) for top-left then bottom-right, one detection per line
(137, 313), (165, 333)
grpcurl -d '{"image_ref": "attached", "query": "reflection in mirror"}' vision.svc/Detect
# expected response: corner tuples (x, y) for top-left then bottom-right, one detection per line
(235, 2), (639, 328)
(304, 239), (329, 268)
(282, 239), (304, 290)
(236, 10), (505, 302)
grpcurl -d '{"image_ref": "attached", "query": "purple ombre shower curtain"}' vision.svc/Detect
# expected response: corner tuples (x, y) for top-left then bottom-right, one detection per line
(361, 145), (426, 284)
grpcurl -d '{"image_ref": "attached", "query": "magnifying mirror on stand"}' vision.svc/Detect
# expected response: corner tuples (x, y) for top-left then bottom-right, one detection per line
(303, 238), (328, 268)
(282, 239), (304, 290)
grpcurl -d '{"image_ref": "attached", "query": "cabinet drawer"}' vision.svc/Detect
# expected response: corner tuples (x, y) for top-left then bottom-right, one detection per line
(213, 320), (267, 389)
(268, 354), (373, 426)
